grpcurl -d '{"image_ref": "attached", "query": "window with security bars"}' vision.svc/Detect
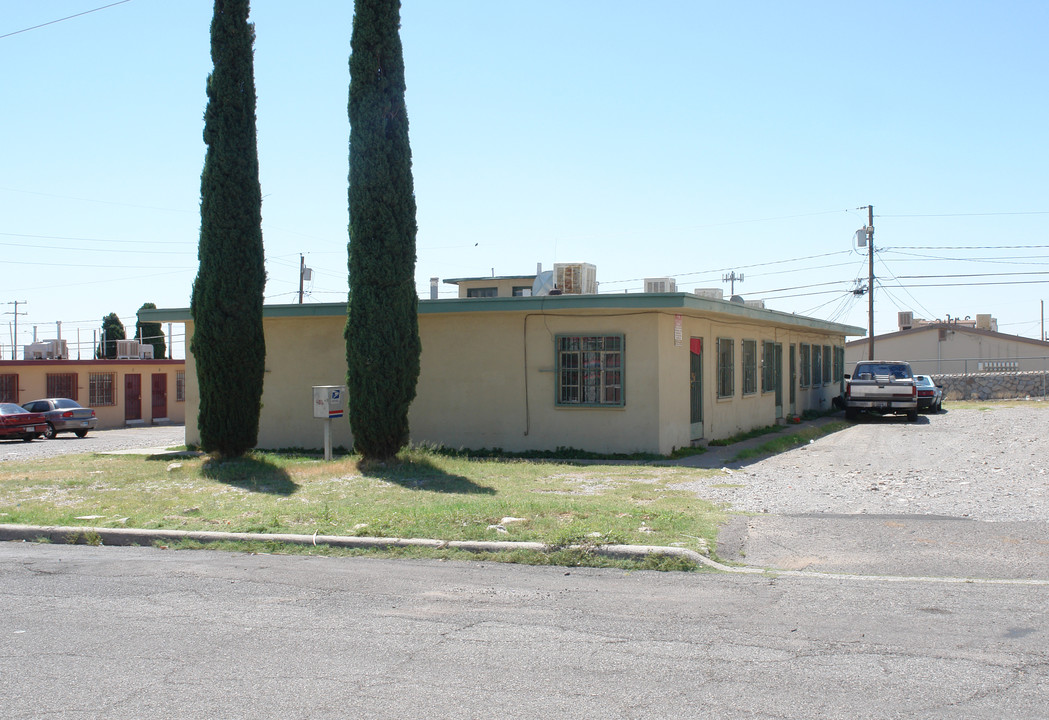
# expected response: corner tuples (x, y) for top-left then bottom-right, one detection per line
(717, 337), (734, 398)
(834, 346), (844, 382)
(176, 370), (186, 402)
(0, 374), (17, 404)
(89, 373), (116, 406)
(800, 344), (811, 387)
(46, 373), (78, 400)
(823, 345), (832, 384)
(761, 341), (776, 393)
(742, 339), (758, 395)
(812, 345), (823, 386)
(556, 335), (623, 406)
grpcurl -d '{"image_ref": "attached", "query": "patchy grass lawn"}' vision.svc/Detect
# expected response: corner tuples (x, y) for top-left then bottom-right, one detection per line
(0, 447), (727, 568)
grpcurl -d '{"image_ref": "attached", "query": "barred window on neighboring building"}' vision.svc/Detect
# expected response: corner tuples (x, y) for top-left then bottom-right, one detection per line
(0, 374), (17, 404)
(742, 339), (758, 395)
(812, 345), (823, 386)
(800, 344), (811, 387)
(761, 341), (776, 393)
(556, 335), (623, 406)
(823, 345), (832, 384)
(833, 346), (844, 383)
(717, 337), (734, 398)
(89, 373), (116, 407)
(46, 373), (78, 400)
(176, 370), (186, 402)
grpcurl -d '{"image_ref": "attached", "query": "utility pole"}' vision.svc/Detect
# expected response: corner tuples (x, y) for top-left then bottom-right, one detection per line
(722, 271), (744, 296)
(4, 301), (27, 360)
(859, 205), (875, 360)
(299, 254), (305, 304)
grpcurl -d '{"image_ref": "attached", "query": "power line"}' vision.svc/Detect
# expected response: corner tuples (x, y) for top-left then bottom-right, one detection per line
(0, 1), (135, 40)
(1, 231), (192, 246)
(878, 211), (1049, 219)
(885, 244), (1049, 250)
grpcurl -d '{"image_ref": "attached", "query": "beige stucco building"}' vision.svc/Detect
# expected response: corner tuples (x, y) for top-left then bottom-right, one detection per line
(147, 293), (861, 455)
(0, 359), (186, 429)
(846, 324), (1049, 375)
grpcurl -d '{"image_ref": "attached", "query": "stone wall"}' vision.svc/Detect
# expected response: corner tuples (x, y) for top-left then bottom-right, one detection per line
(932, 371), (1049, 401)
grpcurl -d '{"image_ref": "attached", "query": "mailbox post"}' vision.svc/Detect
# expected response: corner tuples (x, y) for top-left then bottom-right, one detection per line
(313, 386), (347, 460)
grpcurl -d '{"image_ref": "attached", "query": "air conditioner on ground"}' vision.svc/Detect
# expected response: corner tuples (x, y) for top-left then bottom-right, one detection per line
(644, 277), (676, 293)
(898, 311), (914, 330)
(694, 288), (724, 301)
(553, 263), (597, 294)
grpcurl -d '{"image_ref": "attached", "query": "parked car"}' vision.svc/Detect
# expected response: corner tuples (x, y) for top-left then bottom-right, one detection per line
(0, 403), (47, 442)
(914, 375), (943, 413)
(843, 360), (918, 422)
(20, 398), (98, 438)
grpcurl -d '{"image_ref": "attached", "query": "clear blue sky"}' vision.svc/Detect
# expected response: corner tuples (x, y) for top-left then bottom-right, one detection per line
(3, 1), (1047, 360)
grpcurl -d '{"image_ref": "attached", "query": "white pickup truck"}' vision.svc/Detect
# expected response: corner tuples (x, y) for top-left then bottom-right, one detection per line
(843, 360), (918, 422)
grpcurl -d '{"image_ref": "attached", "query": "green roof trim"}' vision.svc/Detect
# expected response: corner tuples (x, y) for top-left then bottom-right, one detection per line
(443, 274), (537, 285)
(142, 293), (866, 336)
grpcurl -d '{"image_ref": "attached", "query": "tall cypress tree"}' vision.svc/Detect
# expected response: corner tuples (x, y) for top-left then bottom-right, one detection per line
(135, 302), (167, 360)
(190, 0), (266, 458)
(345, 0), (421, 461)
(97, 312), (126, 359)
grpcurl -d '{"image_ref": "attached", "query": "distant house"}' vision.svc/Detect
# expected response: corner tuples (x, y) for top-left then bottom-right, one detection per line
(145, 291), (861, 455)
(846, 315), (1049, 375)
(0, 358), (186, 429)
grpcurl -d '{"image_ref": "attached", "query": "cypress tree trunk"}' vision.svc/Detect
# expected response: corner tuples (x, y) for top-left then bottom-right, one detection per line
(190, 0), (266, 458)
(346, 0), (421, 461)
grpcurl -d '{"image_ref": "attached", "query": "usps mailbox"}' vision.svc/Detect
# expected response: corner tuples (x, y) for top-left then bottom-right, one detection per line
(313, 386), (346, 419)
(313, 385), (347, 460)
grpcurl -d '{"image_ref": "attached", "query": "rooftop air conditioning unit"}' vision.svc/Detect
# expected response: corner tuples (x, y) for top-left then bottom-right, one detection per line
(139, 345), (155, 359)
(743, 299), (765, 310)
(976, 314), (995, 331)
(644, 277), (676, 293)
(553, 262), (597, 295)
(693, 288), (724, 301)
(898, 311), (913, 330)
(116, 339), (140, 360)
(22, 339), (68, 360)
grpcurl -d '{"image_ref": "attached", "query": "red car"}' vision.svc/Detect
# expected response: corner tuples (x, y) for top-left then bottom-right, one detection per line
(0, 403), (47, 442)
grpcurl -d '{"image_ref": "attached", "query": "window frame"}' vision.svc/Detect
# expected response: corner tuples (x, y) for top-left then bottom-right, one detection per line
(812, 344), (823, 386)
(741, 339), (758, 395)
(466, 287), (498, 298)
(799, 344), (811, 388)
(46, 373), (78, 401)
(761, 341), (776, 393)
(176, 370), (186, 403)
(0, 373), (17, 404)
(88, 372), (116, 407)
(716, 337), (734, 399)
(555, 334), (624, 407)
(822, 345), (832, 384)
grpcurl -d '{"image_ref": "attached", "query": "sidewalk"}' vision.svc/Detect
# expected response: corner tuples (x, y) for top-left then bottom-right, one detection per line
(666, 413), (844, 469)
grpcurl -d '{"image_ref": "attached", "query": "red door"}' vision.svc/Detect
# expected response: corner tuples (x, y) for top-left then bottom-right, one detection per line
(152, 373), (168, 420)
(125, 374), (142, 421)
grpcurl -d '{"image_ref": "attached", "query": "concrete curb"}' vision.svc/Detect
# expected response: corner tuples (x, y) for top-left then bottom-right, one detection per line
(0, 523), (744, 573)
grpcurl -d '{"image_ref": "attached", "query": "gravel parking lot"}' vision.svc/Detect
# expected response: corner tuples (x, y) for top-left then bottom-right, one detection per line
(0, 425), (186, 462)
(673, 404), (1049, 522)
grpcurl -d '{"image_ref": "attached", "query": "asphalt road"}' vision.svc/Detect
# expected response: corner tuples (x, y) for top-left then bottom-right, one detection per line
(2, 543), (1047, 720)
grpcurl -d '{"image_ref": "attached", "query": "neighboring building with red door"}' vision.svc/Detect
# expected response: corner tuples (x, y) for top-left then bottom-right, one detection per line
(0, 359), (186, 429)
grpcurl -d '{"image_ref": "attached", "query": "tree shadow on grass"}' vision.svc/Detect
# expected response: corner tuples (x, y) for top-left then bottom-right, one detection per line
(359, 456), (496, 495)
(198, 455), (299, 496)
